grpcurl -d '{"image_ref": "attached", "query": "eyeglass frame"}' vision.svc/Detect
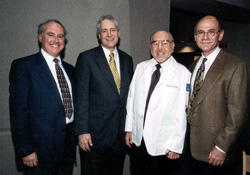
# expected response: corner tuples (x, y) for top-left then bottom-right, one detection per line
(151, 40), (173, 48)
(195, 29), (221, 37)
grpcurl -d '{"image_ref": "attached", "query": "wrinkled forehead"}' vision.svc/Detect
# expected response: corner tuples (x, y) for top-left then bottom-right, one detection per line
(100, 19), (117, 29)
(152, 31), (171, 41)
(44, 22), (64, 33)
(196, 17), (220, 31)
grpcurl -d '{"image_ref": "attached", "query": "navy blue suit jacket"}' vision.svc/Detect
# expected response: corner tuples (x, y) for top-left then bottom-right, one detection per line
(75, 46), (133, 151)
(9, 52), (75, 167)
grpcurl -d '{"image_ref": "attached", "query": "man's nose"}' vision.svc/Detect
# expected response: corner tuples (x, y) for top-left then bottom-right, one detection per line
(158, 42), (163, 49)
(203, 32), (209, 39)
(107, 30), (112, 36)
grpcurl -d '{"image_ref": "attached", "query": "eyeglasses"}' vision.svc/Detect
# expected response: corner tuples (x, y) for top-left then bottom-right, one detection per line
(195, 29), (220, 37)
(151, 40), (172, 48)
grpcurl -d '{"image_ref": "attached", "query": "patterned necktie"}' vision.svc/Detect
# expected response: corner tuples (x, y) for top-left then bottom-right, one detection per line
(187, 58), (207, 123)
(143, 64), (161, 126)
(54, 58), (73, 119)
(109, 53), (120, 94)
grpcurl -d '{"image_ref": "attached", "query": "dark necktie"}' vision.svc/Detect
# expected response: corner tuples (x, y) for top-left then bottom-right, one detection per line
(143, 64), (161, 125)
(54, 58), (73, 119)
(187, 58), (207, 123)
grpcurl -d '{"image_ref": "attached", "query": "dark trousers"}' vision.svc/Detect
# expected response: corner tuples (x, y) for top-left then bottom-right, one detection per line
(181, 156), (241, 175)
(180, 124), (242, 175)
(23, 123), (76, 175)
(130, 139), (182, 175)
(80, 144), (125, 175)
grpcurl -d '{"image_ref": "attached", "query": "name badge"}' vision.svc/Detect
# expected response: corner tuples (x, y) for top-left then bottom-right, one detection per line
(186, 84), (190, 92)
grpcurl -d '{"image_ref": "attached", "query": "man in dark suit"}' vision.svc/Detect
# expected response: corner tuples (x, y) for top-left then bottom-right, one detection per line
(185, 15), (249, 175)
(75, 15), (133, 175)
(9, 19), (76, 175)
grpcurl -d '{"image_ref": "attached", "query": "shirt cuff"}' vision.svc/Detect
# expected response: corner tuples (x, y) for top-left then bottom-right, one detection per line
(215, 145), (225, 153)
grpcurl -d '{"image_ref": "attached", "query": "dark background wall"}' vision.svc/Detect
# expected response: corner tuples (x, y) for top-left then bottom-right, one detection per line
(170, 0), (250, 67)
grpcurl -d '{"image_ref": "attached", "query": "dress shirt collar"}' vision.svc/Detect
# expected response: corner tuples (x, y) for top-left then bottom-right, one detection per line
(102, 45), (118, 62)
(41, 48), (62, 65)
(152, 55), (174, 72)
(190, 47), (221, 92)
(200, 47), (221, 64)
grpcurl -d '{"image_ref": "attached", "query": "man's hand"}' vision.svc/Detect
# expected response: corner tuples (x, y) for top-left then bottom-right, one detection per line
(78, 133), (93, 151)
(125, 132), (132, 148)
(208, 147), (226, 166)
(165, 149), (180, 159)
(22, 152), (38, 167)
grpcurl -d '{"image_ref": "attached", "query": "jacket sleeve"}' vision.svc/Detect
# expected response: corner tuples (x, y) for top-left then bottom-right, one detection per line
(125, 66), (137, 132)
(168, 68), (190, 153)
(214, 62), (249, 153)
(74, 53), (91, 135)
(9, 60), (34, 157)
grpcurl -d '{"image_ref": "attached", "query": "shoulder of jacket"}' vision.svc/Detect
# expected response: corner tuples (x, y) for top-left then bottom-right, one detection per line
(12, 52), (40, 65)
(78, 46), (100, 56)
(118, 49), (132, 58)
(221, 50), (247, 65)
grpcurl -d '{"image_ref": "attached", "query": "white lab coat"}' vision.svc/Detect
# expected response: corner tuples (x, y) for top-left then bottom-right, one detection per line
(125, 56), (191, 156)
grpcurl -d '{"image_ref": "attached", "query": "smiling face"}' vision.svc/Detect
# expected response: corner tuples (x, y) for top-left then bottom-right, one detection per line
(98, 19), (120, 52)
(38, 22), (65, 57)
(151, 31), (175, 64)
(194, 16), (224, 57)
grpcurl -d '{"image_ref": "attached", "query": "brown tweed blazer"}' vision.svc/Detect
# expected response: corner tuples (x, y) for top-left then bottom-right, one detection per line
(188, 49), (249, 163)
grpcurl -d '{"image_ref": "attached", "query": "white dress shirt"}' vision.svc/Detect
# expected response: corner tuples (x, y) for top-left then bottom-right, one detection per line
(125, 56), (191, 156)
(190, 47), (221, 94)
(41, 49), (74, 124)
(102, 46), (121, 76)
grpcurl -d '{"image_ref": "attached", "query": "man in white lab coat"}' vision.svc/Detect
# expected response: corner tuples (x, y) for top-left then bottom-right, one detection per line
(125, 30), (191, 175)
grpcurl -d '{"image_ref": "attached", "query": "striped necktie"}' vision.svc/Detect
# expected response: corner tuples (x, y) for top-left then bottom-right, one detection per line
(54, 58), (73, 119)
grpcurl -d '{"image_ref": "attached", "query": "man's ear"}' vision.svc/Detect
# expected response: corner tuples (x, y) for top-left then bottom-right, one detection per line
(38, 34), (43, 42)
(117, 29), (120, 37)
(170, 42), (175, 52)
(218, 29), (224, 41)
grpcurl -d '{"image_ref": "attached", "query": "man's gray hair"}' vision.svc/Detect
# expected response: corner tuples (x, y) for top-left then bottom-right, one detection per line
(96, 15), (119, 36)
(38, 19), (67, 36)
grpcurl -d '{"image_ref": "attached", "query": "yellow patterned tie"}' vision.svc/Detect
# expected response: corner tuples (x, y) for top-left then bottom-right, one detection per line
(109, 52), (120, 94)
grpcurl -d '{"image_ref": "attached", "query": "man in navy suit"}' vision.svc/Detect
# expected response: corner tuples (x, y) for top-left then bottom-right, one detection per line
(9, 19), (76, 175)
(75, 15), (134, 175)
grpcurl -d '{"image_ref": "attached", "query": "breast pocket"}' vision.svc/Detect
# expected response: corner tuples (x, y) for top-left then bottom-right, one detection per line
(164, 83), (179, 101)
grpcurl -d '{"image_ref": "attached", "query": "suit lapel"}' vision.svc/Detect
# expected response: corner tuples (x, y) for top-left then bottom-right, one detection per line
(94, 47), (119, 94)
(193, 50), (226, 106)
(62, 62), (75, 98)
(118, 50), (127, 97)
(158, 57), (176, 87)
(62, 62), (74, 87)
(34, 52), (63, 105)
(143, 60), (155, 97)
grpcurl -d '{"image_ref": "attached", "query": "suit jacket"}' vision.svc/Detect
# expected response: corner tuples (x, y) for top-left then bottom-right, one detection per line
(188, 49), (249, 163)
(75, 46), (133, 151)
(125, 56), (190, 156)
(9, 52), (75, 168)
